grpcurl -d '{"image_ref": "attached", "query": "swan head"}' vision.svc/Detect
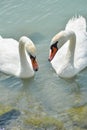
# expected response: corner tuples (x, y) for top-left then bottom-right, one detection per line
(19, 36), (39, 71)
(48, 31), (68, 61)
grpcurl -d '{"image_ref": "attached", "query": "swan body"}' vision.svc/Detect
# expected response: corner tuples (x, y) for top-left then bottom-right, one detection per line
(0, 36), (39, 78)
(49, 16), (87, 78)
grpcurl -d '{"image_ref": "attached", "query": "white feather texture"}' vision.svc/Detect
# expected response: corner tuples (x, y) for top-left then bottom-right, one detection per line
(0, 36), (37, 78)
(50, 16), (87, 78)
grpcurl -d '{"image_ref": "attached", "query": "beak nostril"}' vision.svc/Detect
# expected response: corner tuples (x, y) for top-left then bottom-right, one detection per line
(35, 68), (38, 71)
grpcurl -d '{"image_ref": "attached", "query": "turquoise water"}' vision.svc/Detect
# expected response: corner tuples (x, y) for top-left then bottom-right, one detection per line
(0, 0), (87, 130)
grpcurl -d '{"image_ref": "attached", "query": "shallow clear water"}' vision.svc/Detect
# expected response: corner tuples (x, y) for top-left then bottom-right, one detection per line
(0, 0), (87, 129)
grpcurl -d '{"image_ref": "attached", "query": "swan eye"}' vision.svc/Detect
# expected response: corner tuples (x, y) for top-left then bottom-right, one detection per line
(50, 41), (58, 50)
(28, 52), (36, 60)
(30, 54), (36, 60)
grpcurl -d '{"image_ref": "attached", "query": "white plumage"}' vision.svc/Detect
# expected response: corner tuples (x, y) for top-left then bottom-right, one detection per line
(0, 36), (38, 78)
(49, 16), (87, 78)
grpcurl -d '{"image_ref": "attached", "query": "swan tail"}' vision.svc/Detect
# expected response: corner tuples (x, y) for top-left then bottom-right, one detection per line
(65, 16), (86, 33)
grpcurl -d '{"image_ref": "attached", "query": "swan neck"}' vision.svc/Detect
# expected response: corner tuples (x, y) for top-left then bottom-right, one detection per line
(19, 42), (29, 74)
(66, 31), (76, 63)
(18, 42), (34, 77)
(69, 31), (76, 51)
(19, 42), (26, 62)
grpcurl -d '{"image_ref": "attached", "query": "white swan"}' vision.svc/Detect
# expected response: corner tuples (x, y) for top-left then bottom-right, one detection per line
(0, 36), (39, 78)
(48, 16), (87, 78)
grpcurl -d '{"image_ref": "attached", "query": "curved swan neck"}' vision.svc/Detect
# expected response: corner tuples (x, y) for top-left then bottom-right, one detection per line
(19, 42), (26, 61)
(65, 31), (76, 63)
(18, 41), (34, 78)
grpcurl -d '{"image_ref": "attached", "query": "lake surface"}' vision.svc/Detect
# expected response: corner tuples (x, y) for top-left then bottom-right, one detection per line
(0, 0), (87, 130)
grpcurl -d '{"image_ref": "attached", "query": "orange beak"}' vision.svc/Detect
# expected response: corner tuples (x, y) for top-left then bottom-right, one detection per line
(48, 47), (58, 61)
(31, 58), (39, 71)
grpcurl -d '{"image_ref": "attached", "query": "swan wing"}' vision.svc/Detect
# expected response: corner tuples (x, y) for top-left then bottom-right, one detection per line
(65, 16), (87, 70)
(0, 38), (20, 74)
(65, 16), (86, 32)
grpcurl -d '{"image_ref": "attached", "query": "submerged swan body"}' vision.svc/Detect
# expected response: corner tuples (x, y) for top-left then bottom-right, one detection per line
(0, 36), (39, 78)
(49, 16), (87, 78)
